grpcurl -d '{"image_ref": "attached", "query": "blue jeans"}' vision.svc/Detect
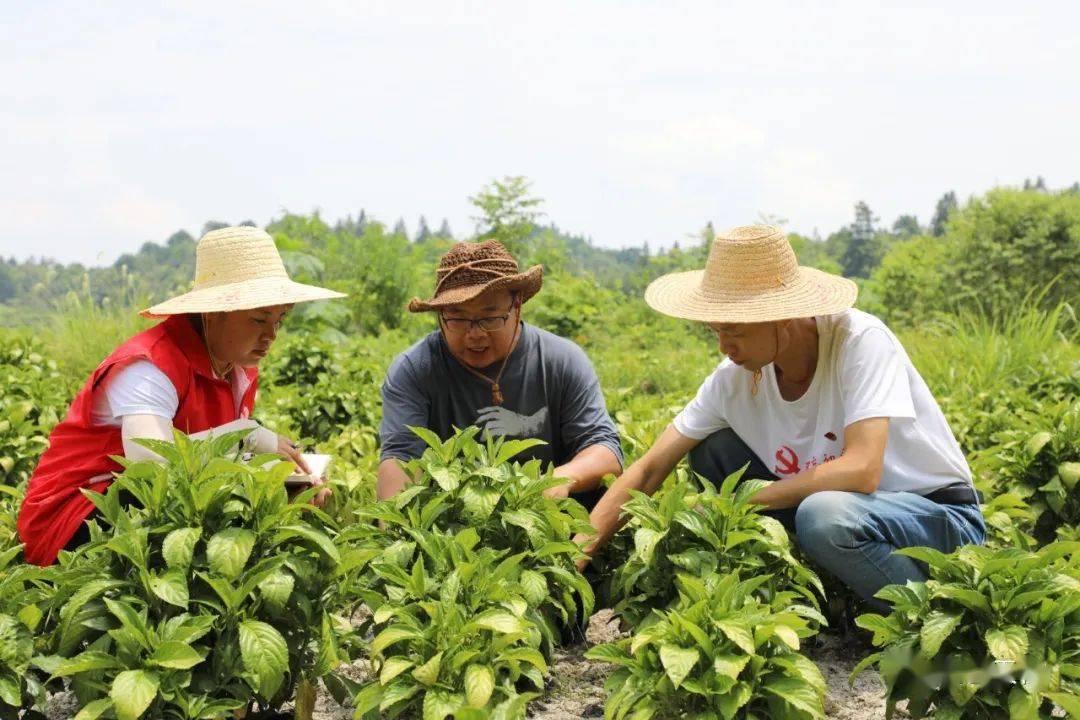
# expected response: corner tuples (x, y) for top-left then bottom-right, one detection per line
(688, 428), (985, 607)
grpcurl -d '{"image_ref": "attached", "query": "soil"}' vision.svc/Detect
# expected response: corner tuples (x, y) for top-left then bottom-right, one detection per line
(43, 610), (892, 720)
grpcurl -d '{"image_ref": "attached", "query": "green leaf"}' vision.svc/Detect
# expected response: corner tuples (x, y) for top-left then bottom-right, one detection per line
(371, 626), (421, 655)
(468, 610), (525, 634)
(716, 620), (755, 655)
(53, 651), (122, 677)
(659, 644), (699, 689)
(379, 658), (413, 685)
(0, 671), (20, 706)
(712, 654), (751, 679)
(1045, 692), (1080, 718)
(986, 626), (1029, 663)
(162, 527), (201, 569)
(148, 641), (205, 670)
(273, 524), (340, 564)
(763, 676), (824, 717)
(411, 652), (442, 686)
(919, 611), (963, 659)
(464, 664), (495, 708)
(1008, 685), (1039, 720)
(1025, 431), (1052, 456)
(1059, 462), (1080, 491)
(149, 570), (189, 608)
(258, 570), (295, 609)
(238, 620), (288, 699)
(206, 528), (256, 580)
(422, 689), (461, 720)
(73, 698), (113, 720)
(110, 670), (160, 720)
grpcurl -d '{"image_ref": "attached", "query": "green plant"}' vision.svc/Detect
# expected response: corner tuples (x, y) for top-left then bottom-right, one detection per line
(587, 572), (827, 719)
(973, 400), (1080, 542)
(609, 468), (823, 626)
(0, 546), (56, 717)
(355, 427), (595, 640)
(853, 541), (1080, 719)
(0, 332), (71, 487)
(42, 431), (351, 720)
(349, 527), (547, 719)
(259, 336), (383, 444)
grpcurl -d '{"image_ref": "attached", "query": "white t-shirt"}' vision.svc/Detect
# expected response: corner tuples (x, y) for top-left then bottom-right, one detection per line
(672, 309), (972, 495)
(91, 360), (253, 426)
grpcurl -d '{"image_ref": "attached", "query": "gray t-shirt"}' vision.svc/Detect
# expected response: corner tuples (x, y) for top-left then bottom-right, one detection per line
(379, 322), (624, 470)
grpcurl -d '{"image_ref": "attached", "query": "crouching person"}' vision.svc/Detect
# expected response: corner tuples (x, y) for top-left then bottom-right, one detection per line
(575, 224), (985, 607)
(18, 226), (344, 565)
(377, 240), (623, 507)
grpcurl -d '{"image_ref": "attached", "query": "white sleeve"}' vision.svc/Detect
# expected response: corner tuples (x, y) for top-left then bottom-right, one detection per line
(121, 415), (278, 461)
(672, 365), (731, 440)
(103, 361), (179, 421)
(839, 328), (916, 426)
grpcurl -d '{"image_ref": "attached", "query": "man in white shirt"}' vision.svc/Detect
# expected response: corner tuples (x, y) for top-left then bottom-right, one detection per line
(575, 225), (984, 606)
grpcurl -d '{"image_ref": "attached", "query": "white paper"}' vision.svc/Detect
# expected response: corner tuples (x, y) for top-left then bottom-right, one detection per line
(285, 453), (332, 486)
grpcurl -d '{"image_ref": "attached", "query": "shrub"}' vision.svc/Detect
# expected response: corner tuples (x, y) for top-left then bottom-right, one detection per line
(349, 527), (546, 719)
(587, 572), (827, 720)
(351, 428), (595, 643)
(609, 468), (822, 627)
(973, 400), (1080, 543)
(853, 542), (1080, 719)
(42, 432), (351, 719)
(0, 546), (55, 715)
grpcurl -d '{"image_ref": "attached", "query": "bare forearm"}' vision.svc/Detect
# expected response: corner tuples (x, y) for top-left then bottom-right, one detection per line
(752, 454), (880, 509)
(376, 459), (413, 501)
(576, 458), (665, 554)
(553, 445), (623, 494)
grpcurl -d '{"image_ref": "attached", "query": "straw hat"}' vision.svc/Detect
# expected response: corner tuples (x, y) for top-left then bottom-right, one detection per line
(645, 224), (857, 323)
(141, 226), (345, 318)
(408, 240), (543, 312)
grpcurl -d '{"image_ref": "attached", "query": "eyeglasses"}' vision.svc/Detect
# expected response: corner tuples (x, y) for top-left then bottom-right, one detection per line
(440, 305), (516, 334)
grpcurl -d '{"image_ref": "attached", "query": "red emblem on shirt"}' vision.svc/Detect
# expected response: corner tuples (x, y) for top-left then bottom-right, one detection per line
(774, 445), (801, 475)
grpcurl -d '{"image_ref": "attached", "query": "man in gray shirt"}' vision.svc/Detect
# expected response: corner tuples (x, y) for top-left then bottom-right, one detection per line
(378, 240), (623, 509)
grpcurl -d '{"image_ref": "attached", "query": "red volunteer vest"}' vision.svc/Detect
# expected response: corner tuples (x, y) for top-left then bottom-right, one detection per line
(18, 315), (259, 566)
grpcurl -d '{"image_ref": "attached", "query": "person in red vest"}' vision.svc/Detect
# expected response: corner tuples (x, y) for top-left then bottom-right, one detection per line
(18, 226), (345, 566)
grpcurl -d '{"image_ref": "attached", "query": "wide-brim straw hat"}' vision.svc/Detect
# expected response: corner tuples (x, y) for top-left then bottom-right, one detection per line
(141, 226), (345, 318)
(408, 240), (543, 312)
(645, 224), (857, 323)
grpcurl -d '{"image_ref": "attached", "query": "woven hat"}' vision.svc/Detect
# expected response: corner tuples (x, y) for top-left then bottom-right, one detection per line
(408, 240), (543, 312)
(141, 226), (345, 318)
(644, 225), (857, 323)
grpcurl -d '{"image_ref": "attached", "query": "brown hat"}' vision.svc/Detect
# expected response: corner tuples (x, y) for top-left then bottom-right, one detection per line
(408, 240), (543, 313)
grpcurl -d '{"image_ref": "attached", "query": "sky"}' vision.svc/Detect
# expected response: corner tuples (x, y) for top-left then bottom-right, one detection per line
(2, 0), (1079, 266)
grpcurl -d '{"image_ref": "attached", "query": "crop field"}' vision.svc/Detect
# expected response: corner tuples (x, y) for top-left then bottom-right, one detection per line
(1, 186), (1079, 720)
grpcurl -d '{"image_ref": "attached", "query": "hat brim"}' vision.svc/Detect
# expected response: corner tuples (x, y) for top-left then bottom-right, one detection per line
(141, 276), (347, 318)
(644, 266), (858, 323)
(407, 265), (543, 313)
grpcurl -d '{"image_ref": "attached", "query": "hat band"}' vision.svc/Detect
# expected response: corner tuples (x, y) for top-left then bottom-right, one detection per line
(434, 258), (519, 296)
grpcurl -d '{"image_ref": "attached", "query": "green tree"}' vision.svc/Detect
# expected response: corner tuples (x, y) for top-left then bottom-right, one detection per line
(415, 215), (432, 243)
(392, 218), (408, 238)
(946, 188), (1080, 314)
(469, 176), (545, 257)
(436, 218), (453, 238)
(891, 214), (922, 238)
(930, 191), (957, 236)
(841, 201), (880, 278)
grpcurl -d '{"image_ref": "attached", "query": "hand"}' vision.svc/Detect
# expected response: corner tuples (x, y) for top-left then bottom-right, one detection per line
(572, 532), (593, 572)
(310, 475), (333, 508)
(277, 435), (312, 475)
(544, 482), (571, 500)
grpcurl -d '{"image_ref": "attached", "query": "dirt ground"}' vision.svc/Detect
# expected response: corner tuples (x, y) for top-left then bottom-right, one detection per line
(44, 610), (891, 720)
